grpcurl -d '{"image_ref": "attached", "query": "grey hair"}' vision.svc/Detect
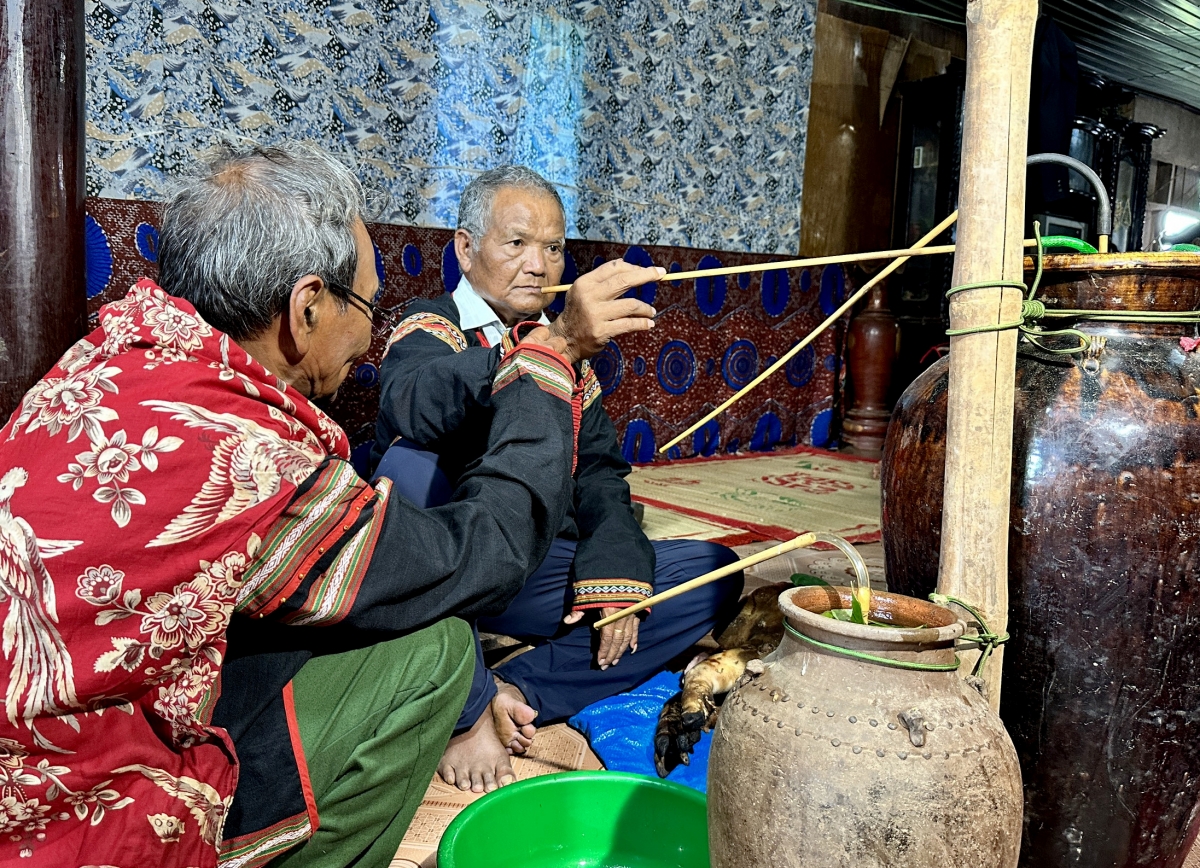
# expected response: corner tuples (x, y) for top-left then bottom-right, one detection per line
(457, 165), (565, 238)
(157, 141), (366, 341)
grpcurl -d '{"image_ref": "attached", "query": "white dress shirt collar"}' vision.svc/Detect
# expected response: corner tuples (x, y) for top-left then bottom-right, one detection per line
(451, 275), (550, 348)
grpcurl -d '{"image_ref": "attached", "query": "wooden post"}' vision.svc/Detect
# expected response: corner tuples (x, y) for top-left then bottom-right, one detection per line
(0, 0), (88, 419)
(937, 0), (1037, 708)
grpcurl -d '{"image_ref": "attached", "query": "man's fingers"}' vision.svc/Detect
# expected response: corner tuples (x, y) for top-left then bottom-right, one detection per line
(597, 626), (617, 669)
(596, 266), (665, 297)
(563, 610), (584, 625)
(609, 629), (633, 666)
(605, 297), (657, 320)
(628, 618), (640, 654)
(575, 261), (664, 300)
(599, 316), (656, 341)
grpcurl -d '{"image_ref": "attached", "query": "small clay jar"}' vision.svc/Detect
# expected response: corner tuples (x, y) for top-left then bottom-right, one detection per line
(707, 586), (1023, 868)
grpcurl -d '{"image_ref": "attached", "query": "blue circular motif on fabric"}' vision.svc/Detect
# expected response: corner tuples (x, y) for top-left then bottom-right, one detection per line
(373, 243), (386, 301)
(801, 270), (812, 293)
(657, 340), (696, 395)
(354, 363), (380, 387)
(402, 243), (423, 277)
(692, 419), (720, 457)
(824, 353), (838, 372)
(548, 251), (578, 315)
(751, 412), (783, 451)
(634, 356), (647, 377)
(738, 271), (752, 290)
(725, 438), (741, 454)
(622, 420), (656, 463)
(694, 254), (726, 316)
(705, 358), (715, 377)
(669, 262), (683, 286)
(819, 265), (845, 315)
(84, 214), (112, 300)
(786, 346), (816, 387)
(441, 241), (461, 293)
(721, 339), (759, 390)
(810, 408), (834, 447)
(761, 269), (790, 316)
(592, 341), (623, 396)
(622, 245), (657, 305)
(667, 446), (682, 460)
(135, 222), (159, 263)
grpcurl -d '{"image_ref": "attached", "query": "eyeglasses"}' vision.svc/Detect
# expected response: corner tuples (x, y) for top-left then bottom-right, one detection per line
(344, 291), (404, 336)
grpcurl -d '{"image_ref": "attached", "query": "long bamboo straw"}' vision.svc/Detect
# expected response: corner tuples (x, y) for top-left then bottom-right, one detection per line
(594, 533), (818, 629)
(541, 236), (1036, 294)
(657, 209), (961, 454)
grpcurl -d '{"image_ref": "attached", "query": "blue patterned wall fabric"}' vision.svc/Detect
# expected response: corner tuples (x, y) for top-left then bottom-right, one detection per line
(85, 0), (815, 254)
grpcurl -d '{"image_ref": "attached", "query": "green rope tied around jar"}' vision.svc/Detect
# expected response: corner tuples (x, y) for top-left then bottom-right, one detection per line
(928, 594), (1009, 680)
(782, 620), (963, 672)
(943, 222), (1200, 355)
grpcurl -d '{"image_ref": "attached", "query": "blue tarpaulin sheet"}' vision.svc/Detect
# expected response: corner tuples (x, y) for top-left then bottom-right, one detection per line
(568, 670), (711, 793)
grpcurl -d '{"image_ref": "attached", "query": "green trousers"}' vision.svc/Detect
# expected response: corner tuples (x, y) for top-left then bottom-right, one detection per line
(270, 618), (474, 868)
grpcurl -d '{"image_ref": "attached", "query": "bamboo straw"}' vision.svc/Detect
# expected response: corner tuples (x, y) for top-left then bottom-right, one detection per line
(593, 533), (818, 629)
(657, 209), (961, 455)
(541, 237), (1038, 294)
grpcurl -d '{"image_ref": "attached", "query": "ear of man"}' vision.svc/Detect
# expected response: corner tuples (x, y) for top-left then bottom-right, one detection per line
(454, 228), (476, 275)
(284, 274), (326, 364)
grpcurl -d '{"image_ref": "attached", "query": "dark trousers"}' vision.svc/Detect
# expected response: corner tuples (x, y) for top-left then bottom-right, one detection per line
(372, 444), (744, 732)
(455, 537), (743, 729)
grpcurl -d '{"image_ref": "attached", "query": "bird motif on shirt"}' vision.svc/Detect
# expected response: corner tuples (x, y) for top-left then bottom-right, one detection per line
(0, 467), (82, 726)
(141, 401), (321, 548)
(114, 763), (230, 845)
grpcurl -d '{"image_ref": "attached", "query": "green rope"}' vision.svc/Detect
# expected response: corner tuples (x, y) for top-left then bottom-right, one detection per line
(783, 621), (962, 672)
(943, 221), (1200, 354)
(927, 594), (1010, 680)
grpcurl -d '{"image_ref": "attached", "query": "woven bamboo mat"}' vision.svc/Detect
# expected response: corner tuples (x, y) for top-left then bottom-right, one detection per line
(629, 446), (881, 543)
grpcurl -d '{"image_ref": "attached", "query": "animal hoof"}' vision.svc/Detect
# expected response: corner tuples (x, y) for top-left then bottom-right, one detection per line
(680, 710), (707, 730)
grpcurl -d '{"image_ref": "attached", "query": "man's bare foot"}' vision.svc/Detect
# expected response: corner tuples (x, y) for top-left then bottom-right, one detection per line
(437, 708), (516, 794)
(492, 676), (537, 755)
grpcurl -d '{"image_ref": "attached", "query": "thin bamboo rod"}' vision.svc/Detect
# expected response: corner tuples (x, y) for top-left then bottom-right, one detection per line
(658, 209), (961, 455)
(541, 237), (1038, 294)
(594, 533), (819, 630)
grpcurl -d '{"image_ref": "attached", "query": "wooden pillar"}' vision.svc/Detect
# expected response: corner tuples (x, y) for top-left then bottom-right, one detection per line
(937, 0), (1037, 708)
(0, 0), (87, 419)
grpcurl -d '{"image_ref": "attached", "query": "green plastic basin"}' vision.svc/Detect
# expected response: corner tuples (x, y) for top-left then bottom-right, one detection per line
(437, 771), (708, 868)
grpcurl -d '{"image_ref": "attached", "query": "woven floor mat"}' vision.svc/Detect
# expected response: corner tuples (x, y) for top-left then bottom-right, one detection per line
(628, 446), (881, 543)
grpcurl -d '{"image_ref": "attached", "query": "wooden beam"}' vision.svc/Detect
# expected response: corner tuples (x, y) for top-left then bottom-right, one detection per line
(937, 0), (1037, 709)
(0, 0), (88, 418)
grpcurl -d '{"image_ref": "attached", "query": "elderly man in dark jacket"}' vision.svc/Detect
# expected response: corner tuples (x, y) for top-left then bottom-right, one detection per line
(372, 166), (744, 794)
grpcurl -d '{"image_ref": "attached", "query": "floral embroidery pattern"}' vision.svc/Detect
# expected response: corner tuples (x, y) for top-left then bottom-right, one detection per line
(6, 364), (121, 444)
(0, 737), (132, 842)
(57, 428), (183, 528)
(141, 293), (212, 353)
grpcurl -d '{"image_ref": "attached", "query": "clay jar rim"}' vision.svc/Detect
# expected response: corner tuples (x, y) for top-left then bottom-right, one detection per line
(1024, 251), (1200, 276)
(779, 586), (965, 648)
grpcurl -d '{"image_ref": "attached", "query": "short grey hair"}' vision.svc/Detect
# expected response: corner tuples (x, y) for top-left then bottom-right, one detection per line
(457, 165), (565, 239)
(158, 141), (366, 340)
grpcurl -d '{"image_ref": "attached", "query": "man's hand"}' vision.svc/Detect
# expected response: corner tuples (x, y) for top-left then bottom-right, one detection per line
(524, 260), (662, 364)
(562, 607), (640, 670)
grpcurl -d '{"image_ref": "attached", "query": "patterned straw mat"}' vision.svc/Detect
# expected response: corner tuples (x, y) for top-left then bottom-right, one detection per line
(629, 446), (881, 544)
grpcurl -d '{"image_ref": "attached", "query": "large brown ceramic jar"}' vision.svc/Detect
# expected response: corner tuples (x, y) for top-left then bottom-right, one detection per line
(882, 253), (1200, 868)
(708, 585), (1023, 868)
